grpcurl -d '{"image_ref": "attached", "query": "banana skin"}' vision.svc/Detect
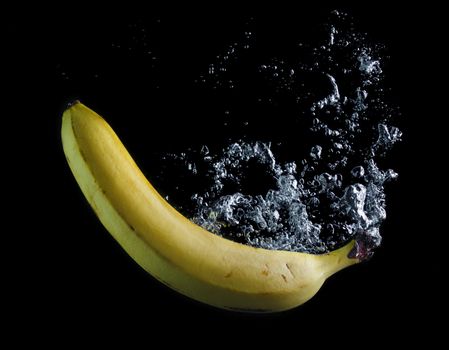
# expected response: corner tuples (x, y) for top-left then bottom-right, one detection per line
(61, 101), (359, 312)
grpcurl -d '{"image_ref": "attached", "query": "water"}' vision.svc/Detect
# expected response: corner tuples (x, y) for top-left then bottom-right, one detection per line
(161, 12), (401, 258)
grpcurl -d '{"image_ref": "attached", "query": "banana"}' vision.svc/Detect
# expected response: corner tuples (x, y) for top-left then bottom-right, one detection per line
(61, 101), (359, 312)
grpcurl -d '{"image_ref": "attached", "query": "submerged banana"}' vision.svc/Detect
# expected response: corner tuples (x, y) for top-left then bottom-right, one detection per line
(61, 101), (359, 312)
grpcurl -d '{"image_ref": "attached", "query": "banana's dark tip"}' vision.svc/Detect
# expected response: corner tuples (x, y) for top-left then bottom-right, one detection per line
(348, 235), (376, 262)
(66, 100), (81, 109)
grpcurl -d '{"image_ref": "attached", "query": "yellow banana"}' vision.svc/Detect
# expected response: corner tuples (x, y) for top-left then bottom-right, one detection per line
(61, 101), (359, 312)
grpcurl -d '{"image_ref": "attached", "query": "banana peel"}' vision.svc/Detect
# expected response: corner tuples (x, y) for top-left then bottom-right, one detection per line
(61, 101), (359, 312)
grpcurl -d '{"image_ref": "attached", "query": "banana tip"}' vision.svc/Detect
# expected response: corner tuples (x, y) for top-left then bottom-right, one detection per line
(66, 100), (81, 109)
(348, 235), (378, 261)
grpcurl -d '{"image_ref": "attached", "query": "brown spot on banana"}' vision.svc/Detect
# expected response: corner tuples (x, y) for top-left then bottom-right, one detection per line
(261, 264), (270, 276)
(281, 274), (288, 283)
(285, 263), (295, 278)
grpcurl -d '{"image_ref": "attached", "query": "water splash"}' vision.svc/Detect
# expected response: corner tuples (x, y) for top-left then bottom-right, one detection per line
(162, 12), (401, 257)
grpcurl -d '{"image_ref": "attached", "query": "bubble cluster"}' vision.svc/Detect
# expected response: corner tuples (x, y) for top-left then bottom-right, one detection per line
(163, 12), (401, 256)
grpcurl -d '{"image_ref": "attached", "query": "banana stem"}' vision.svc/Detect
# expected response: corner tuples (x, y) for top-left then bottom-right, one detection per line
(319, 240), (360, 279)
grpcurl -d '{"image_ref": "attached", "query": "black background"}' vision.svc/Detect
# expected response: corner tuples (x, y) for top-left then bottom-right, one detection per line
(5, 4), (445, 344)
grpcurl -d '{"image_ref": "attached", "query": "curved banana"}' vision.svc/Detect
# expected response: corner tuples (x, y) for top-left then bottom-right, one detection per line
(61, 101), (359, 312)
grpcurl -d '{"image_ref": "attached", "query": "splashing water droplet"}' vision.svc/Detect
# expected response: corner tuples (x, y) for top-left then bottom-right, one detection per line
(158, 12), (401, 256)
(310, 145), (323, 160)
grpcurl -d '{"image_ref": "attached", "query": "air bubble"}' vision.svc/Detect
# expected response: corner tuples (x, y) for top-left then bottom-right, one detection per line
(161, 12), (401, 255)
